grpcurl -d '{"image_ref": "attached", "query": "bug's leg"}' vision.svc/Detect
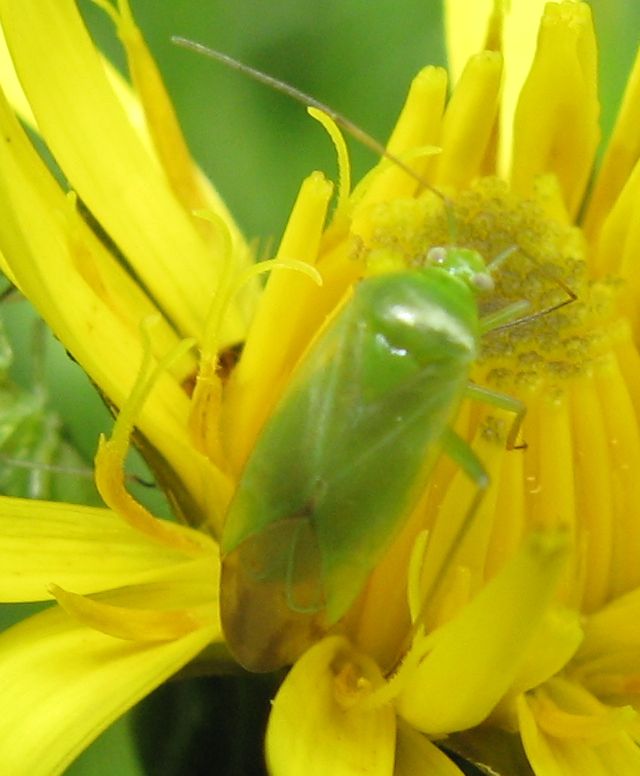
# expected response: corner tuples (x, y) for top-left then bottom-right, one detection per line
(442, 426), (490, 489)
(405, 390), (527, 652)
(440, 427), (490, 541)
(409, 429), (489, 634)
(465, 381), (526, 450)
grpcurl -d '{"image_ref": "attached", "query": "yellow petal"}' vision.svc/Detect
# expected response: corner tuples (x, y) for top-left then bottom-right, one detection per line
(510, 2), (599, 218)
(444, 0), (495, 84)
(567, 376), (614, 610)
(101, 0), (256, 329)
(518, 693), (575, 776)
(50, 581), (212, 642)
(445, 0), (552, 177)
(0, 0), (242, 342)
(0, 496), (213, 602)
(583, 45), (640, 242)
(0, 13), (145, 146)
(518, 682), (640, 776)
(266, 636), (395, 776)
(590, 159), (640, 280)
(108, 1), (222, 218)
(590, 173), (640, 349)
(0, 22), (33, 127)
(434, 51), (503, 189)
(508, 608), (583, 697)
(576, 589), (640, 660)
(222, 171), (333, 472)
(356, 66), (447, 206)
(499, 0), (552, 173)
(0, 81), (224, 515)
(538, 678), (637, 743)
(0, 603), (215, 776)
(595, 356), (640, 598)
(395, 720), (464, 776)
(396, 530), (568, 735)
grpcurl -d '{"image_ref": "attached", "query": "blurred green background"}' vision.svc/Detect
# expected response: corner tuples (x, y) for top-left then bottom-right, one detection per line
(0, 1), (639, 774)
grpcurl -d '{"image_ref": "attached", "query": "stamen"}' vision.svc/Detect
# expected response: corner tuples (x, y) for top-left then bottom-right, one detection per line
(94, 317), (207, 556)
(308, 107), (351, 215)
(188, 214), (322, 464)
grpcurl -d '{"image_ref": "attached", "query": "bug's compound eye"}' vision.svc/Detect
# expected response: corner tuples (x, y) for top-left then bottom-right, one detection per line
(472, 272), (495, 292)
(426, 246), (448, 265)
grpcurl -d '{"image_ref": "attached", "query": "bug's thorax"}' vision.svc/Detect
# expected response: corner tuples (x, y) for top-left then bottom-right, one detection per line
(354, 267), (481, 366)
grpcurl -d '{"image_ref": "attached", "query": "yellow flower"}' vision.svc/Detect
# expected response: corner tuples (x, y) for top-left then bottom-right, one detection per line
(0, 2), (639, 776)
(240, 2), (640, 774)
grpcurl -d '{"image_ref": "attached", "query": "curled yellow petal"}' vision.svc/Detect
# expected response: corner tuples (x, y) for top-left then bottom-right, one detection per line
(396, 530), (569, 735)
(95, 426), (209, 558)
(50, 584), (204, 642)
(266, 636), (395, 776)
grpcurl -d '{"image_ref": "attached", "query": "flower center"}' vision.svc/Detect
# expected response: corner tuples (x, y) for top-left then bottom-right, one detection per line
(357, 176), (619, 394)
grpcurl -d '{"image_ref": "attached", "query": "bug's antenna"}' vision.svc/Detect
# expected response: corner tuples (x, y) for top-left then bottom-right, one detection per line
(489, 278), (577, 332)
(171, 37), (449, 208)
(486, 243), (578, 332)
(0, 454), (156, 487)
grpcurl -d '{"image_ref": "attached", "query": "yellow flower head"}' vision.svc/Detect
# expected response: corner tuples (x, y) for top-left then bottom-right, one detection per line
(213, 1), (640, 773)
(0, 1), (640, 775)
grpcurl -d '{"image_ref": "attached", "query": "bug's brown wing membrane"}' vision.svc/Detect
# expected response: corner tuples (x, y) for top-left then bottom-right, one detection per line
(220, 548), (327, 672)
(220, 522), (329, 672)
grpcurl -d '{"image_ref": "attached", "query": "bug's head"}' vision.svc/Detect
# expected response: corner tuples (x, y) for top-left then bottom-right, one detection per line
(426, 246), (494, 295)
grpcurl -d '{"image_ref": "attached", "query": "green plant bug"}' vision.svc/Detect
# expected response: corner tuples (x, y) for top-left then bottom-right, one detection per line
(219, 244), (537, 671)
(173, 42), (576, 672)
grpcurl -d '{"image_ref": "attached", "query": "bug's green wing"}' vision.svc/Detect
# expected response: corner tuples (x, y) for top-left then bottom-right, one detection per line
(221, 270), (478, 670)
(220, 302), (376, 671)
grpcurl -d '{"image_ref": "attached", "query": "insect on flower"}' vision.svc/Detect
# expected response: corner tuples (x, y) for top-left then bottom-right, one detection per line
(174, 40), (576, 672)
